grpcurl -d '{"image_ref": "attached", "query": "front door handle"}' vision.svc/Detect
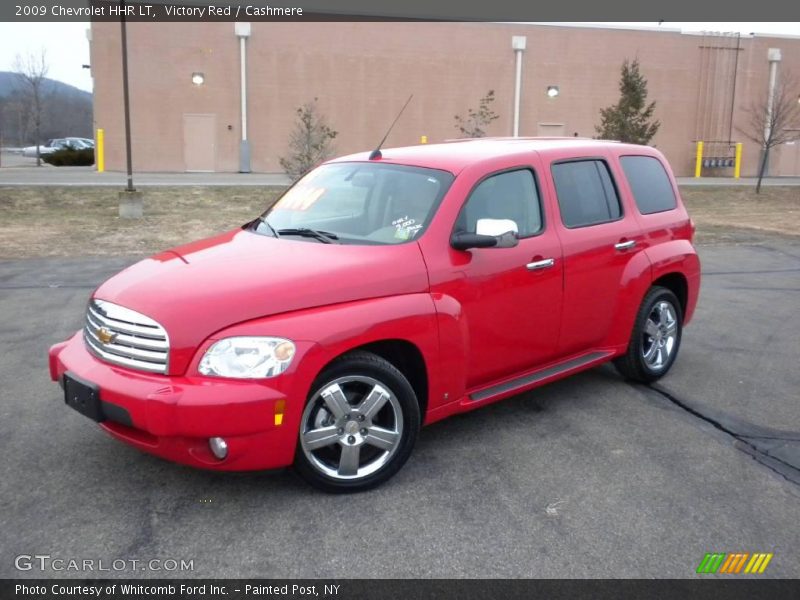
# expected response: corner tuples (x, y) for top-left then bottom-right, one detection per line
(526, 258), (555, 271)
(614, 240), (636, 251)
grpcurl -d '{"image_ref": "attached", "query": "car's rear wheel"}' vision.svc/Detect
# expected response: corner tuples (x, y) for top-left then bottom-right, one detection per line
(294, 352), (420, 493)
(614, 286), (683, 383)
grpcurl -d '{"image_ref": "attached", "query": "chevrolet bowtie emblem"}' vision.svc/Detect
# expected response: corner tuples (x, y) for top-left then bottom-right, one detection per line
(97, 327), (117, 344)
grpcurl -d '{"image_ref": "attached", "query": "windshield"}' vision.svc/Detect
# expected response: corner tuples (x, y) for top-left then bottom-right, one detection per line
(252, 162), (454, 245)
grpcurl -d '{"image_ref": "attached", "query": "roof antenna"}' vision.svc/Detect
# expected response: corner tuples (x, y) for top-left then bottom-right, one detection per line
(369, 94), (413, 160)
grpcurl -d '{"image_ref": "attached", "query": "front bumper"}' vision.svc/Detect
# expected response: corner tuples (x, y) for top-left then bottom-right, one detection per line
(49, 332), (300, 471)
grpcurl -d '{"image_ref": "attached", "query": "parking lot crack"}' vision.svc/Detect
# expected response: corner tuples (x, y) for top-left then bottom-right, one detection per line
(740, 434), (800, 442)
(634, 383), (800, 486)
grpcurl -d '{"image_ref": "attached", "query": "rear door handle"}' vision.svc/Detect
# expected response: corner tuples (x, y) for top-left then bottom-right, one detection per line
(614, 240), (636, 251)
(526, 258), (555, 271)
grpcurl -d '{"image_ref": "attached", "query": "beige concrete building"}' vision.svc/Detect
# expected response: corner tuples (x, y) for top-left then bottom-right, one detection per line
(89, 22), (800, 177)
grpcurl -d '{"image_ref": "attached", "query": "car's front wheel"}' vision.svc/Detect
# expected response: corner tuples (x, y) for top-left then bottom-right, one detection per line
(614, 286), (683, 383)
(294, 351), (420, 493)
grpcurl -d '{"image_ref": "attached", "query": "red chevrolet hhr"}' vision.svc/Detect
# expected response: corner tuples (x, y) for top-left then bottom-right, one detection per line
(50, 138), (700, 492)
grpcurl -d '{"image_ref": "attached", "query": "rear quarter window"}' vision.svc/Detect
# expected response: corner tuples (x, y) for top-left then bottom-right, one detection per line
(620, 155), (677, 215)
(551, 159), (622, 228)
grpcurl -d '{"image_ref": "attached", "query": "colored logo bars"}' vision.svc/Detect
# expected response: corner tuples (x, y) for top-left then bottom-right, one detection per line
(696, 552), (774, 574)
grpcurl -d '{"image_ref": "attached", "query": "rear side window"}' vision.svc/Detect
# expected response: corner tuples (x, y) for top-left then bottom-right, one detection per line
(620, 155), (677, 215)
(551, 160), (621, 228)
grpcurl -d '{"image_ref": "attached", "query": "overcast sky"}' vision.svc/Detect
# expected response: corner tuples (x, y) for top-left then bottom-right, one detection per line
(0, 21), (797, 93)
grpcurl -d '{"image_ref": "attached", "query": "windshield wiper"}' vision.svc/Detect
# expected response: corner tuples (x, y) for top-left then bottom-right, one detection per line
(276, 228), (340, 244)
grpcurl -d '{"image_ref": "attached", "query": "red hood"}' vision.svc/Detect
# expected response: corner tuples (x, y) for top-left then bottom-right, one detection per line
(94, 229), (429, 375)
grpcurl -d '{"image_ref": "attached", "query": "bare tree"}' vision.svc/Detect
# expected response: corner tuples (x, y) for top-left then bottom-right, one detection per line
(279, 99), (338, 181)
(14, 49), (49, 166)
(0, 96), (5, 167)
(738, 71), (800, 193)
(454, 90), (500, 138)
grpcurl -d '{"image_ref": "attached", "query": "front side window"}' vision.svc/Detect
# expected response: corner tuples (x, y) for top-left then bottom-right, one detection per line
(551, 160), (622, 228)
(253, 162), (454, 245)
(455, 169), (542, 238)
(620, 155), (678, 215)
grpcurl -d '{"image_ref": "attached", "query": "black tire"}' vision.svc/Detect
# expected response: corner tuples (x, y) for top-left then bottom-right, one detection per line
(614, 286), (683, 383)
(293, 351), (420, 493)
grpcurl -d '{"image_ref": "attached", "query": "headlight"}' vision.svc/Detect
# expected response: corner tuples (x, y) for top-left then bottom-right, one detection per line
(198, 337), (296, 379)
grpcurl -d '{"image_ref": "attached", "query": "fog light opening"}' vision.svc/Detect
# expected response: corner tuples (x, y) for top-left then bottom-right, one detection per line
(209, 437), (228, 460)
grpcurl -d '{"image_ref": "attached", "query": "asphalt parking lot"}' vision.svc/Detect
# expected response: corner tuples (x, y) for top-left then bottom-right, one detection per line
(1, 239), (798, 578)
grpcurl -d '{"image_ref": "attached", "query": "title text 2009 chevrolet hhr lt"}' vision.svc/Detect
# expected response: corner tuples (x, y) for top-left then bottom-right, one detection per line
(49, 138), (700, 492)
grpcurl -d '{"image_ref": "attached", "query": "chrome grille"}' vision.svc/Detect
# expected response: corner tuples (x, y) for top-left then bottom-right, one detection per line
(84, 299), (169, 374)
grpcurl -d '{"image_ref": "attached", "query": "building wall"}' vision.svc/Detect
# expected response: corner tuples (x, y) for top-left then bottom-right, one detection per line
(90, 22), (800, 176)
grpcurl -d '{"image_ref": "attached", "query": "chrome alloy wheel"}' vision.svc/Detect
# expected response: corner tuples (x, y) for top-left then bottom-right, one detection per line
(300, 376), (404, 480)
(641, 300), (678, 370)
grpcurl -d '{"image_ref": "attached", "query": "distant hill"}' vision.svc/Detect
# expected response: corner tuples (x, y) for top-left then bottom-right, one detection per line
(0, 72), (93, 145)
(0, 71), (91, 102)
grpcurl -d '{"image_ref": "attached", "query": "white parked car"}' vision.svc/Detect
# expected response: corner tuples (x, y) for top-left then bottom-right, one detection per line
(22, 138), (93, 158)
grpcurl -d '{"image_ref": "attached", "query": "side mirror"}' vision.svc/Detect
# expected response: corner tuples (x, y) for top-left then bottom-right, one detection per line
(451, 232), (498, 251)
(450, 230), (519, 251)
(476, 218), (518, 237)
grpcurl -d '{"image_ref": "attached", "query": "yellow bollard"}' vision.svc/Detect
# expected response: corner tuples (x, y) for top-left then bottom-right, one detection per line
(734, 142), (742, 179)
(420, 135), (428, 144)
(96, 128), (105, 173)
(694, 141), (703, 178)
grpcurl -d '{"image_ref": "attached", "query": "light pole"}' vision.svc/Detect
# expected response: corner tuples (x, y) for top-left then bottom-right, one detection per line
(116, 0), (143, 218)
(763, 47), (782, 177)
(765, 48), (781, 142)
(511, 36), (527, 137)
(235, 22), (251, 173)
(120, 0), (134, 192)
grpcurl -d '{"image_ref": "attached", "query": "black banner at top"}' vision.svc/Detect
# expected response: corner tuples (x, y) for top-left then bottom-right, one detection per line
(2, 0), (800, 22)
